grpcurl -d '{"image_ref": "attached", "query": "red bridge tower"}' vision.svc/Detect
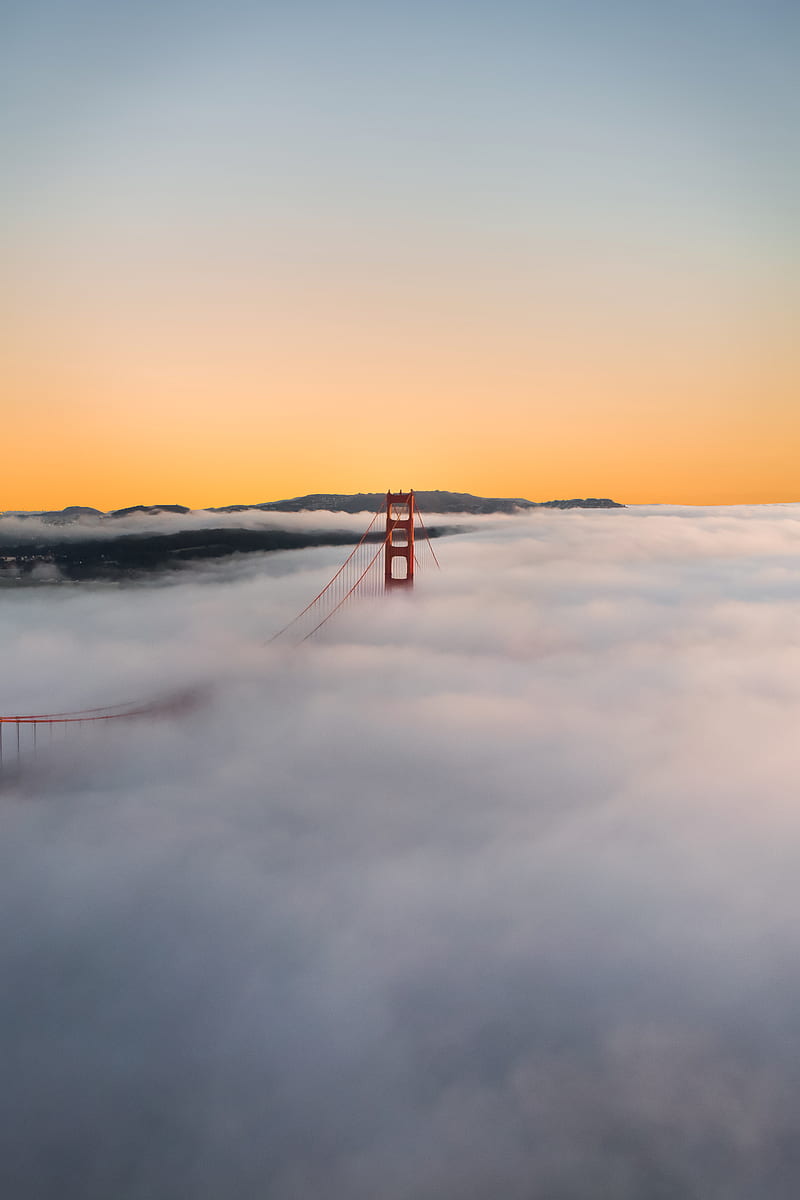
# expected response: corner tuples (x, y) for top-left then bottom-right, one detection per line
(385, 491), (415, 590)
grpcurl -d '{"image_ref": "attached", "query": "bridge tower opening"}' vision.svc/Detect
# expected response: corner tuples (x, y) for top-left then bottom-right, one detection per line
(385, 491), (415, 590)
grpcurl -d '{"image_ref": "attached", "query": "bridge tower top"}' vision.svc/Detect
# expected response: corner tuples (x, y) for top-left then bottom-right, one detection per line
(385, 491), (415, 590)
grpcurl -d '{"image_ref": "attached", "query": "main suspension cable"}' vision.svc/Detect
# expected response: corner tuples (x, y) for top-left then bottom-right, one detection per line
(268, 506), (383, 642)
(302, 531), (390, 642)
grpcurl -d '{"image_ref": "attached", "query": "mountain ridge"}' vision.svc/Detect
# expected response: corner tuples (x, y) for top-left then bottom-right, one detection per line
(0, 491), (623, 582)
(215, 491), (623, 515)
(3, 491), (623, 523)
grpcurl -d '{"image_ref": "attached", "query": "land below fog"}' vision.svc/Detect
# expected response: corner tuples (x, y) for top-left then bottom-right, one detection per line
(0, 491), (622, 582)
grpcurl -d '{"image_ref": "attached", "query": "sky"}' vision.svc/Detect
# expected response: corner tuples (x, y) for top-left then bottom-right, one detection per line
(3, 505), (800, 1196)
(2, 0), (798, 509)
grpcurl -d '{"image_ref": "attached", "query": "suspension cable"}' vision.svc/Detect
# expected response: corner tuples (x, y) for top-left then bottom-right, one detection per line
(302, 531), (390, 642)
(268, 506), (383, 642)
(0, 701), (140, 722)
(415, 507), (441, 568)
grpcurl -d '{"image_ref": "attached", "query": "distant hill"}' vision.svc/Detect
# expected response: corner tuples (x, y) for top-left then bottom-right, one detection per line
(39, 505), (104, 525)
(110, 504), (191, 519)
(3, 504), (189, 524)
(3, 491), (622, 524)
(0, 491), (623, 583)
(214, 491), (624, 515)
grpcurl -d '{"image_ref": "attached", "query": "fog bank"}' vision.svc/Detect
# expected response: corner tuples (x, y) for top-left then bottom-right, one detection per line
(2, 505), (800, 1198)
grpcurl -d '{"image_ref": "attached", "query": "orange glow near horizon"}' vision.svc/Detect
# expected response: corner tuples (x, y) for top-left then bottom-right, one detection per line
(4, 1), (798, 513)
(3, 249), (797, 511)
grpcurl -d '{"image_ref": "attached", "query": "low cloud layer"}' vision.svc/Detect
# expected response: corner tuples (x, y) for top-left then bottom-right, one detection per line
(2, 505), (800, 1198)
(0, 505), (390, 542)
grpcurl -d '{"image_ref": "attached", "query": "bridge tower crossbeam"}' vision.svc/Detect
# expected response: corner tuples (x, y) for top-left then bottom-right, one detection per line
(385, 491), (415, 590)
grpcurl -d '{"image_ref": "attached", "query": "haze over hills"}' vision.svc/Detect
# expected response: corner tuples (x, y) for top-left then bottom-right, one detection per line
(219, 491), (623, 515)
(3, 491), (623, 524)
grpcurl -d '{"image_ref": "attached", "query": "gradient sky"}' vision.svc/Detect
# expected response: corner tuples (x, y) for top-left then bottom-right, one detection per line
(2, 0), (797, 509)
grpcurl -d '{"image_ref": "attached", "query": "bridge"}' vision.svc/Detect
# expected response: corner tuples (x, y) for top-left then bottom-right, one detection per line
(0, 491), (440, 771)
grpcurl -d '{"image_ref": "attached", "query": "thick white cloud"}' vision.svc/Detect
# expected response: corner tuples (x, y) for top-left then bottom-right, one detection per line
(0, 507), (387, 541)
(2, 505), (800, 1198)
